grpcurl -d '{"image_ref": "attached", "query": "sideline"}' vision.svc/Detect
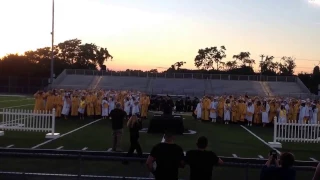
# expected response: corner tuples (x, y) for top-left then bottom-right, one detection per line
(0, 98), (33, 103)
(240, 125), (280, 154)
(1, 104), (34, 109)
(31, 119), (102, 149)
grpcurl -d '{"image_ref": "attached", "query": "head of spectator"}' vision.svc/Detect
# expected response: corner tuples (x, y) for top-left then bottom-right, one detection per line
(115, 103), (121, 109)
(127, 113), (138, 128)
(164, 131), (175, 143)
(279, 152), (295, 168)
(196, 136), (208, 150)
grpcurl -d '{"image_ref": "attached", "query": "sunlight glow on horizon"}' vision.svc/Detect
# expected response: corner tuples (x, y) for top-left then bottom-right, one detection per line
(0, 0), (319, 73)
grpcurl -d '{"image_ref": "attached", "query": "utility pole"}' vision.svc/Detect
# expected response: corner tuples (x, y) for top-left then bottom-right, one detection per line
(260, 54), (265, 81)
(50, 0), (55, 87)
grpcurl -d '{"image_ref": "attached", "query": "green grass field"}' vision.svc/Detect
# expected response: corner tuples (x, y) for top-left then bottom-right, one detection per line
(0, 95), (318, 179)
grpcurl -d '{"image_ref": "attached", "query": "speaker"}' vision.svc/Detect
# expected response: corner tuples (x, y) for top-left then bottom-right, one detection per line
(148, 114), (184, 134)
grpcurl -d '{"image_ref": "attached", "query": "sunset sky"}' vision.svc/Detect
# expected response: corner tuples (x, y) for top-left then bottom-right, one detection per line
(0, 0), (319, 73)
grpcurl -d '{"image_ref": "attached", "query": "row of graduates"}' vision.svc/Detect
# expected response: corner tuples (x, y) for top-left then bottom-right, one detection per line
(33, 90), (151, 119)
(194, 96), (320, 126)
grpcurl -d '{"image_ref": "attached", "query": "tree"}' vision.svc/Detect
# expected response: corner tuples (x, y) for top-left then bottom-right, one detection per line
(224, 60), (237, 70)
(173, 61), (186, 70)
(194, 46), (226, 70)
(278, 56), (296, 75)
(313, 65), (320, 76)
(233, 52), (251, 66)
(148, 69), (158, 73)
(259, 55), (278, 75)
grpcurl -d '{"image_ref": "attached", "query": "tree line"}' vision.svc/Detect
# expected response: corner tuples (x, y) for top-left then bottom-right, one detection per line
(0, 39), (319, 94)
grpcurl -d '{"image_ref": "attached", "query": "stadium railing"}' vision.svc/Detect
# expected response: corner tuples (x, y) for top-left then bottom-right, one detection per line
(0, 148), (317, 180)
(64, 69), (298, 82)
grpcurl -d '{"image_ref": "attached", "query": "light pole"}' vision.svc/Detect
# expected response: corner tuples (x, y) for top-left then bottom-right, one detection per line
(50, 0), (55, 87)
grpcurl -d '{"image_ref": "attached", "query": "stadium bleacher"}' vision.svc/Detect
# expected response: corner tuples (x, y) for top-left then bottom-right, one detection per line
(52, 69), (311, 97)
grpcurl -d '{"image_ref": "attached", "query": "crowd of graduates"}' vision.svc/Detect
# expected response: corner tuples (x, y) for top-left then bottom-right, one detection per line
(33, 89), (150, 120)
(192, 95), (320, 126)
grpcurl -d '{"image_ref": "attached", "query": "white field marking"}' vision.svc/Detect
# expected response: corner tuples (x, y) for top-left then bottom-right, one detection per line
(258, 155), (264, 159)
(310, 158), (318, 162)
(56, 146), (64, 150)
(82, 147), (88, 151)
(31, 119), (102, 149)
(0, 98), (33, 103)
(2, 104), (34, 109)
(107, 148), (112, 152)
(6, 144), (14, 148)
(232, 154), (238, 158)
(240, 125), (281, 154)
(161, 134), (165, 142)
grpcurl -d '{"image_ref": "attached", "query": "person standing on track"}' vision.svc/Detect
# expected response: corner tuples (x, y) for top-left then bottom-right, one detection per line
(109, 103), (127, 152)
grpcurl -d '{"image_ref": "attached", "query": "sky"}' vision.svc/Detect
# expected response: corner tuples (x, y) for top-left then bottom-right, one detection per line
(0, 0), (319, 73)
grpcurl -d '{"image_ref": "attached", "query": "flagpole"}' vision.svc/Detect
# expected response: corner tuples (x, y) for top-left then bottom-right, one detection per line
(50, 0), (55, 87)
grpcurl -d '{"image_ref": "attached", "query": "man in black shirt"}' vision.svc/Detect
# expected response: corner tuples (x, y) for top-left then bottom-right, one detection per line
(146, 132), (184, 180)
(186, 136), (223, 180)
(109, 103), (127, 151)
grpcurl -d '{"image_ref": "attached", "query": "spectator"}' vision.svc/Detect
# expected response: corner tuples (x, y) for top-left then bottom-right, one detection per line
(313, 163), (320, 180)
(123, 114), (143, 164)
(109, 103), (127, 152)
(260, 152), (296, 180)
(146, 132), (184, 180)
(185, 136), (223, 180)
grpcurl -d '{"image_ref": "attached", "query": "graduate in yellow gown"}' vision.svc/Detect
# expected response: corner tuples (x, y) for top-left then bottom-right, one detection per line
(44, 91), (54, 112)
(231, 99), (238, 122)
(217, 97), (225, 120)
(79, 96), (86, 120)
(34, 91), (45, 111)
(238, 99), (247, 122)
(201, 96), (210, 121)
(292, 100), (300, 123)
(86, 92), (94, 116)
(253, 101), (262, 124)
(268, 100), (277, 123)
(140, 95), (150, 118)
(53, 93), (63, 118)
(71, 94), (80, 117)
(94, 94), (102, 117)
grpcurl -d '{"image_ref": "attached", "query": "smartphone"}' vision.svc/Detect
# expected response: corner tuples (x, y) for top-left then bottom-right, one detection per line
(270, 150), (277, 159)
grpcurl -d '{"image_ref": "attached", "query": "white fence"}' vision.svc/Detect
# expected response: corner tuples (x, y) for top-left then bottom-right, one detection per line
(269, 119), (320, 148)
(0, 108), (60, 139)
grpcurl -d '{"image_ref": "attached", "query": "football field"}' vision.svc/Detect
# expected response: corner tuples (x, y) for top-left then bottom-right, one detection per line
(0, 95), (318, 179)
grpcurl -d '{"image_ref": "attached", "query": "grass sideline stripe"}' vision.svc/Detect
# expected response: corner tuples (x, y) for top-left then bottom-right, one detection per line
(310, 158), (318, 162)
(240, 125), (281, 154)
(232, 154), (238, 158)
(82, 147), (88, 151)
(258, 155), (264, 159)
(3, 104), (34, 109)
(6, 144), (14, 148)
(56, 146), (64, 150)
(31, 119), (102, 149)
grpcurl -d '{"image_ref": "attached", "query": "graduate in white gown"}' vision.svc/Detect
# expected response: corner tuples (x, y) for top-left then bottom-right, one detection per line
(246, 100), (254, 126)
(195, 100), (202, 120)
(210, 97), (218, 122)
(310, 103), (318, 124)
(124, 97), (131, 118)
(101, 97), (109, 119)
(108, 97), (115, 114)
(131, 97), (140, 115)
(224, 99), (231, 124)
(299, 100), (307, 123)
(261, 100), (270, 127)
(61, 94), (71, 119)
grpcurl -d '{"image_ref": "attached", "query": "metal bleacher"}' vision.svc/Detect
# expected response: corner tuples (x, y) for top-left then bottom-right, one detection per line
(51, 69), (313, 98)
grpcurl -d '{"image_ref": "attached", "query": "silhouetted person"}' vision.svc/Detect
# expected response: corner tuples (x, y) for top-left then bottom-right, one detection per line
(109, 103), (126, 151)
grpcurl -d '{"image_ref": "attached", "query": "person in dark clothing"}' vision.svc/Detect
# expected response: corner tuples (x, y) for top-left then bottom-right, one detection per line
(260, 152), (296, 180)
(163, 97), (174, 115)
(123, 114), (143, 164)
(185, 136), (223, 180)
(146, 132), (184, 180)
(109, 103), (127, 152)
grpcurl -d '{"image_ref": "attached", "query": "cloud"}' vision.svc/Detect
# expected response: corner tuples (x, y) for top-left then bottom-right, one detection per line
(308, 0), (320, 6)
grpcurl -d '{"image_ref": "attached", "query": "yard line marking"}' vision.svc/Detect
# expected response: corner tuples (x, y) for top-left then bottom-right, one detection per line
(240, 125), (281, 154)
(0, 98), (33, 103)
(6, 144), (14, 148)
(107, 148), (112, 152)
(258, 155), (264, 159)
(82, 147), (88, 151)
(31, 119), (102, 149)
(310, 158), (318, 162)
(56, 146), (64, 150)
(2, 104), (34, 109)
(232, 154), (238, 157)
(161, 134), (165, 142)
